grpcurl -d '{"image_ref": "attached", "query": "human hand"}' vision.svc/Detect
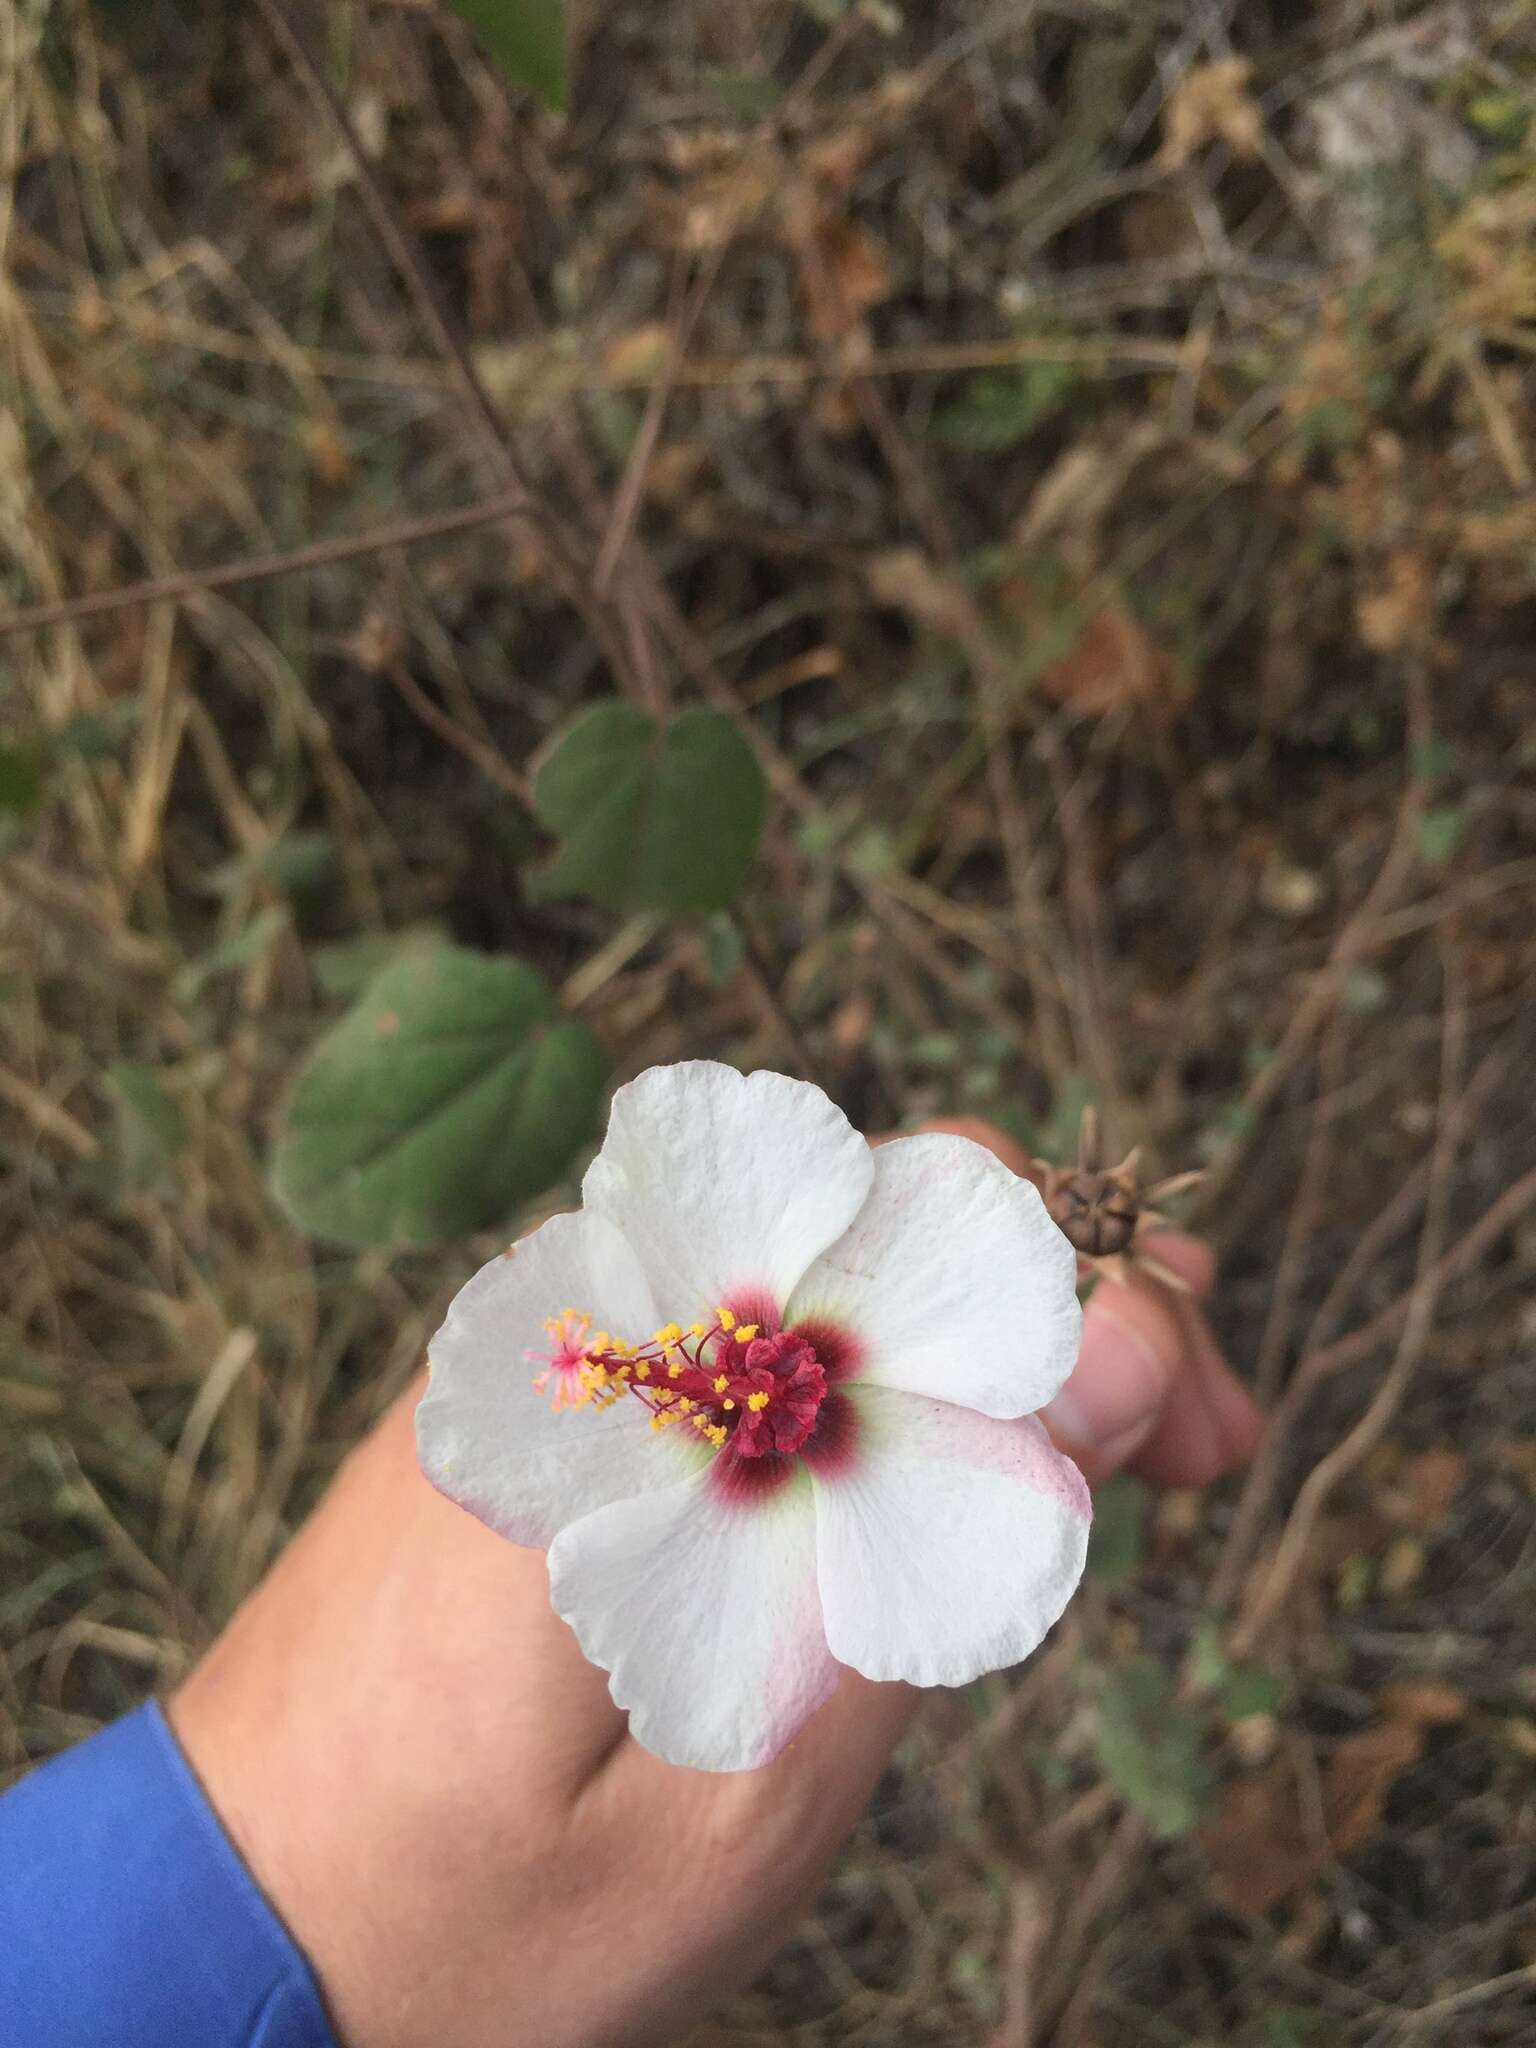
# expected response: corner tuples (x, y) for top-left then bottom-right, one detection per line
(169, 1117), (1259, 2048)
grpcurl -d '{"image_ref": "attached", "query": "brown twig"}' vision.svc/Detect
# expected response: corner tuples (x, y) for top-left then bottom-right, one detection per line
(382, 661), (531, 805)
(252, 0), (640, 698)
(1211, 1044), (1510, 1611)
(0, 491), (534, 639)
(1194, 658), (1433, 1216)
(593, 245), (725, 607)
(1231, 951), (1467, 1655)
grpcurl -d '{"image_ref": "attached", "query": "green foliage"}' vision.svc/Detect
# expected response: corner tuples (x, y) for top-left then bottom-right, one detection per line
(0, 742), (46, 820)
(1185, 1619), (1289, 1723)
(99, 1060), (185, 1197)
(0, 707), (137, 840)
(929, 363), (1079, 453)
(1417, 804), (1467, 866)
(531, 702), (767, 915)
(1261, 2011), (1323, 2048)
(700, 67), (781, 121)
(1085, 1473), (1150, 1587)
(271, 944), (605, 1248)
(701, 913), (746, 986)
(1093, 1659), (1214, 1839)
(210, 829), (335, 898)
(173, 908), (288, 1005)
(442, 0), (566, 113)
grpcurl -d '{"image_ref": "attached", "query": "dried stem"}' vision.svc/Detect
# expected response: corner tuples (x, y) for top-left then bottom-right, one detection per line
(0, 491), (533, 639)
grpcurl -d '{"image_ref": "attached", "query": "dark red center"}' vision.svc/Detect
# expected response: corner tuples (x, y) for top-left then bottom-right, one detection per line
(728, 1332), (828, 1457)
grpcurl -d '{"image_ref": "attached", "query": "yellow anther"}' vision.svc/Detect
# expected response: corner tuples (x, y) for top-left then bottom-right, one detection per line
(653, 1322), (683, 1346)
(722, 1398), (736, 1411)
(689, 1321), (707, 1338)
(678, 1398), (694, 1415)
(717, 1307), (736, 1332)
(713, 1373), (729, 1393)
(649, 1414), (665, 1432)
(634, 1360), (651, 1381)
(746, 1391), (770, 1412)
(706, 1424), (727, 1447)
(667, 1360), (684, 1379)
(734, 1324), (759, 1344)
(592, 1332), (611, 1353)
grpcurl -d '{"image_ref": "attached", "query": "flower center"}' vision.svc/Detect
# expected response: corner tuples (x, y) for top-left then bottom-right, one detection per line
(529, 1306), (828, 1458)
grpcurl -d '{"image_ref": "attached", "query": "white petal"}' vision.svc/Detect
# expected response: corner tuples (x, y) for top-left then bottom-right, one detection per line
(581, 1062), (873, 1320)
(811, 1385), (1090, 1687)
(547, 1466), (836, 1771)
(788, 1133), (1081, 1418)
(417, 1211), (700, 1550)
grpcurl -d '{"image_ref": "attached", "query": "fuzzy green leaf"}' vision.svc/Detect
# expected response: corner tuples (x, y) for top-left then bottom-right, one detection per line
(1085, 1473), (1150, 1587)
(271, 944), (604, 1248)
(531, 702), (767, 915)
(103, 1059), (185, 1195)
(930, 363), (1079, 453)
(1094, 1659), (1213, 1839)
(442, 0), (566, 113)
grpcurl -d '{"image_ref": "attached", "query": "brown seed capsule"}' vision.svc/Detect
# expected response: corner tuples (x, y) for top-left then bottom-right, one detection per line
(1053, 1167), (1141, 1257)
(1035, 1105), (1204, 1287)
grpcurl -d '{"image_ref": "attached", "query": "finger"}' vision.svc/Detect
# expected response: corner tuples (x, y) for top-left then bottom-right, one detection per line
(1040, 1232), (1252, 1483)
(1125, 1267), (1263, 1489)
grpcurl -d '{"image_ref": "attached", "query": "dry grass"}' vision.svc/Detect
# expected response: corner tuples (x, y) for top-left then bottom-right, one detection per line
(4, 1), (1536, 2041)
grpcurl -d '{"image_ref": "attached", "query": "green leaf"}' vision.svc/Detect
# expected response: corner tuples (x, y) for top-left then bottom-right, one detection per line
(271, 944), (605, 1248)
(930, 363), (1079, 453)
(1220, 1661), (1289, 1721)
(443, 0), (567, 112)
(210, 829), (334, 898)
(103, 1059), (185, 1195)
(1085, 1474), (1150, 1587)
(700, 66), (781, 120)
(0, 742), (46, 816)
(531, 702), (767, 915)
(174, 908), (289, 1004)
(1417, 804), (1467, 867)
(310, 925), (448, 1001)
(1093, 1659), (1213, 1839)
(701, 912), (746, 986)
(1186, 1618), (1289, 1722)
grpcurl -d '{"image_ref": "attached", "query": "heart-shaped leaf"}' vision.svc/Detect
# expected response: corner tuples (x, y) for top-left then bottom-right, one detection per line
(531, 702), (767, 915)
(441, 0), (567, 113)
(271, 944), (604, 1248)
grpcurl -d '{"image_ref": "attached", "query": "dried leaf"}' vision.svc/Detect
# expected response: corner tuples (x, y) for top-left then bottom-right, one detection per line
(1356, 549), (1434, 652)
(1036, 608), (1173, 717)
(1376, 1681), (1467, 1728)
(1325, 1718), (1424, 1856)
(794, 210), (892, 348)
(1389, 1447), (1467, 1528)
(1203, 1712), (1432, 1914)
(1159, 59), (1265, 169)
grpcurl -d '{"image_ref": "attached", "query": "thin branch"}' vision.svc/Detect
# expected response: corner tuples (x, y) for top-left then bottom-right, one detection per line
(0, 492), (533, 639)
(1210, 1044), (1510, 1611)
(252, 0), (640, 696)
(1232, 953), (1467, 1654)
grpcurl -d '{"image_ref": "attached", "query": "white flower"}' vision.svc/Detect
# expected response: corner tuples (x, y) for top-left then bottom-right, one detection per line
(417, 1062), (1090, 1772)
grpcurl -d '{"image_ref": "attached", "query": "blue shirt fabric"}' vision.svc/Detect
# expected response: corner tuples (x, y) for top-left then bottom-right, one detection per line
(0, 1699), (338, 2048)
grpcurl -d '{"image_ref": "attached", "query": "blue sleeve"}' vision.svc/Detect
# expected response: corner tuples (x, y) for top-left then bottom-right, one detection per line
(0, 1699), (338, 2048)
